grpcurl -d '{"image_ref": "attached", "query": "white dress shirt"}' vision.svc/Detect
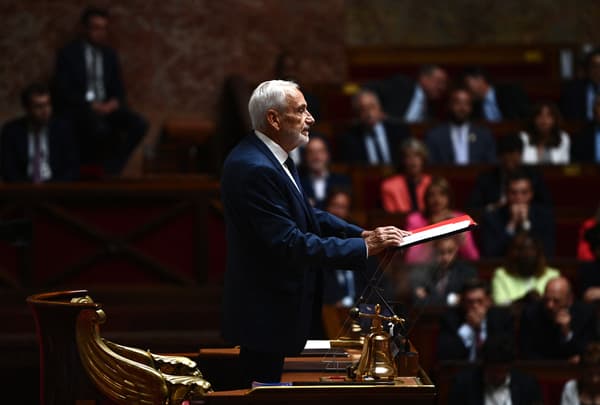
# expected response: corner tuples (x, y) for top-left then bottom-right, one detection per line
(27, 127), (52, 182)
(483, 87), (503, 122)
(457, 319), (487, 361)
(364, 122), (392, 164)
(255, 130), (300, 193)
(450, 123), (470, 165)
(84, 42), (106, 102)
(484, 375), (512, 405)
(404, 85), (427, 123)
(519, 131), (571, 164)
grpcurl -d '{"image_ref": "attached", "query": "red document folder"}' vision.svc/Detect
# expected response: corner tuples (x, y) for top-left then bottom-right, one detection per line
(398, 214), (478, 249)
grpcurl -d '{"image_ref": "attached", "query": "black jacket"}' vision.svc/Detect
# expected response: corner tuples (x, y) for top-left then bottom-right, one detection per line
(0, 117), (79, 182)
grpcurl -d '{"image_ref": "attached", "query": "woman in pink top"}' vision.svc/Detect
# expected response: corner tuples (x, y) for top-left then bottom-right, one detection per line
(404, 176), (480, 263)
(381, 138), (432, 214)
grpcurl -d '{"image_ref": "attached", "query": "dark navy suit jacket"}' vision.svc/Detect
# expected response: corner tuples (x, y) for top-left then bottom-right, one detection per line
(424, 122), (497, 165)
(221, 134), (367, 354)
(559, 79), (593, 121)
(0, 117), (79, 182)
(471, 83), (530, 121)
(53, 39), (126, 113)
(480, 203), (556, 258)
(338, 120), (410, 166)
(299, 172), (351, 210)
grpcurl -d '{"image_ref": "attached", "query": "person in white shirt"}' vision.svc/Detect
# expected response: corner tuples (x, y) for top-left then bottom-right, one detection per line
(448, 334), (543, 405)
(520, 101), (571, 164)
(561, 342), (600, 405)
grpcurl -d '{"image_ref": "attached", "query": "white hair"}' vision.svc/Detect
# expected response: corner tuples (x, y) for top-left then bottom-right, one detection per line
(248, 80), (299, 131)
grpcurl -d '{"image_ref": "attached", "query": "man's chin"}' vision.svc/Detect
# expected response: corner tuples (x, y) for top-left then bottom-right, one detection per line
(298, 132), (310, 145)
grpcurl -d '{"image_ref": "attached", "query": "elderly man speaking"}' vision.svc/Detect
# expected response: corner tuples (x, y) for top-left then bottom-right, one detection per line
(220, 80), (409, 387)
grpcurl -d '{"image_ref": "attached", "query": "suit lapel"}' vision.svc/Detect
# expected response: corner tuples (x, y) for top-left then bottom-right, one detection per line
(248, 135), (320, 233)
(443, 124), (456, 162)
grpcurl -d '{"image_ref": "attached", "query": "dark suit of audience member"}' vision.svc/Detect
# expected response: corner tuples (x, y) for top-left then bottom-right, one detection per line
(299, 135), (350, 209)
(571, 96), (600, 163)
(424, 88), (496, 165)
(448, 334), (543, 405)
(339, 90), (410, 166)
(0, 83), (78, 183)
(560, 48), (600, 121)
(561, 79), (595, 121)
(519, 276), (596, 361)
(480, 170), (555, 258)
(1, 118), (78, 183)
(365, 65), (448, 122)
(449, 365), (542, 405)
(462, 67), (530, 122)
(473, 84), (530, 121)
(467, 133), (552, 214)
(410, 237), (477, 306)
(437, 279), (515, 363)
(53, 7), (147, 175)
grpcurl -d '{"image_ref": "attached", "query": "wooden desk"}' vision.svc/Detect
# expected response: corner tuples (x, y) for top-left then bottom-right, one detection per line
(197, 347), (436, 404)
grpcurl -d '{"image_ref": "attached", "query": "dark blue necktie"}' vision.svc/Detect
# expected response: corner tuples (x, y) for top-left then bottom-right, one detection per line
(284, 157), (302, 193)
(285, 157), (319, 231)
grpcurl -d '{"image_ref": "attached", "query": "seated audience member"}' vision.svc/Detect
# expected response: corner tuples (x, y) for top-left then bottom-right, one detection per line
(491, 231), (560, 305)
(578, 206), (600, 262)
(299, 135), (350, 209)
(519, 101), (571, 164)
(467, 133), (552, 215)
(53, 6), (147, 175)
(0, 83), (78, 183)
(579, 224), (600, 303)
(560, 47), (600, 121)
(560, 342), (600, 405)
(437, 278), (515, 362)
(410, 236), (477, 306)
(322, 188), (363, 308)
(381, 138), (432, 214)
(448, 334), (543, 405)
(572, 96), (600, 164)
(365, 64), (448, 123)
(339, 89), (410, 166)
(424, 87), (496, 165)
(519, 276), (596, 362)
(404, 177), (480, 263)
(481, 169), (556, 258)
(461, 66), (530, 122)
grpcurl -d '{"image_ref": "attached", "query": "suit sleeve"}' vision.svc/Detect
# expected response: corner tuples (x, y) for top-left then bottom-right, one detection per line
(424, 130), (442, 164)
(53, 47), (84, 111)
(481, 210), (512, 257)
(312, 208), (364, 238)
(234, 165), (367, 270)
(436, 312), (469, 361)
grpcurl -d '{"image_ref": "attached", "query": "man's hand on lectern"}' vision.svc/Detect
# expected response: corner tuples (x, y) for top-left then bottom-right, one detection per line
(362, 226), (411, 256)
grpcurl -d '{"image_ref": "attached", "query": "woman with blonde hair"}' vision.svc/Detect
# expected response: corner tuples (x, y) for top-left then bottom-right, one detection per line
(381, 137), (432, 214)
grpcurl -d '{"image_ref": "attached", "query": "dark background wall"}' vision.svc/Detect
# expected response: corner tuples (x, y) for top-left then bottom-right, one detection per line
(0, 0), (346, 121)
(1, 0), (598, 122)
(346, 0), (600, 45)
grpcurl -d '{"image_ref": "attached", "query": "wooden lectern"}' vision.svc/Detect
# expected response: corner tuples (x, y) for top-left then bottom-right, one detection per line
(195, 347), (436, 405)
